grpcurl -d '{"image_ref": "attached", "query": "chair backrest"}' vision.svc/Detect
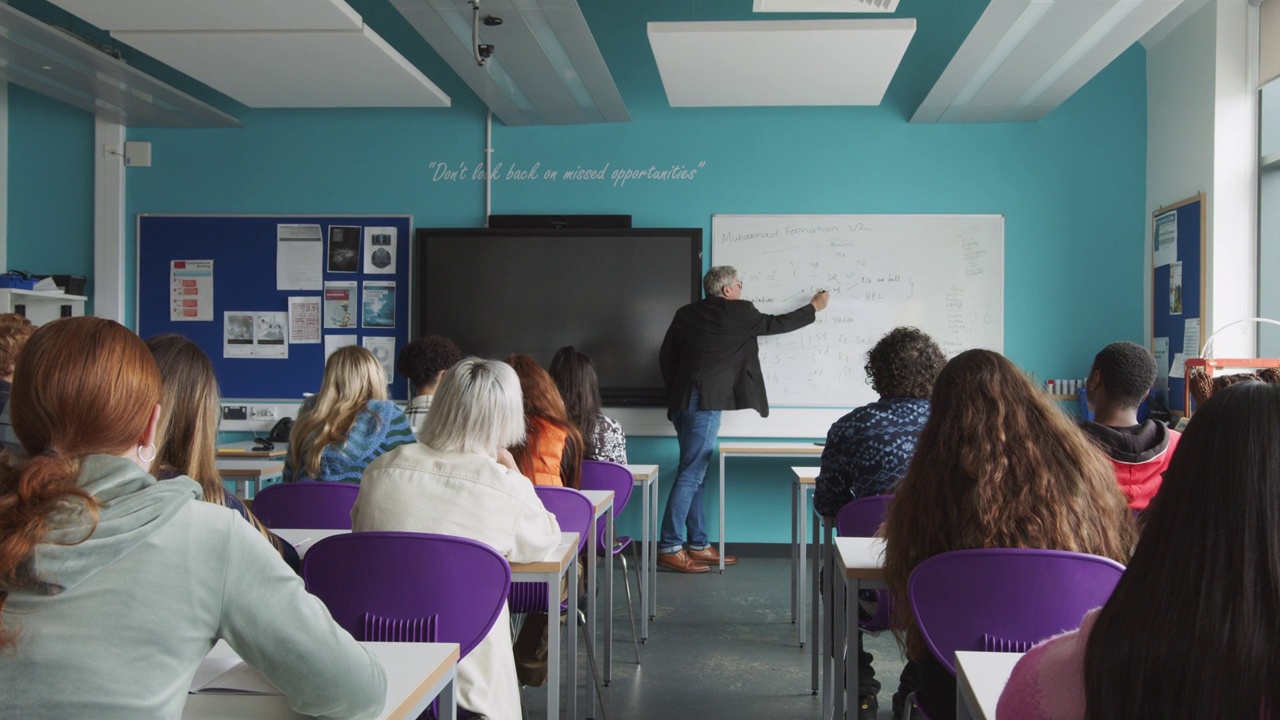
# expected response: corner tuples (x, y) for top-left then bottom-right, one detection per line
(251, 481), (360, 529)
(303, 531), (510, 659)
(908, 548), (1125, 675)
(578, 460), (634, 552)
(835, 494), (894, 538)
(508, 486), (594, 612)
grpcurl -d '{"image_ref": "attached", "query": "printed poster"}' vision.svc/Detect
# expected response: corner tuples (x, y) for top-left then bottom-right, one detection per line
(223, 311), (288, 359)
(362, 281), (396, 329)
(276, 224), (323, 290)
(170, 260), (213, 321)
(363, 336), (396, 381)
(1169, 262), (1183, 315)
(324, 281), (358, 329)
(327, 226), (361, 273)
(288, 297), (321, 344)
(363, 227), (397, 274)
(1154, 211), (1177, 268)
(324, 334), (358, 361)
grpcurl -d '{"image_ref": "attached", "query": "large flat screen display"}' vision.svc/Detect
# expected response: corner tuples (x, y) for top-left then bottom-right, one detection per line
(416, 228), (703, 405)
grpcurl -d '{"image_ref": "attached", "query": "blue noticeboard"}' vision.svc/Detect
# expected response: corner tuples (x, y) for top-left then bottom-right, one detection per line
(138, 214), (413, 400)
(1151, 195), (1204, 415)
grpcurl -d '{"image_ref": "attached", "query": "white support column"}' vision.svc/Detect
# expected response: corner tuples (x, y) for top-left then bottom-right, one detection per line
(0, 84), (9, 272)
(94, 116), (126, 323)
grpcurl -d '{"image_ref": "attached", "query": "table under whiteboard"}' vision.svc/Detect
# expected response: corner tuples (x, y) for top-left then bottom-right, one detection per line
(712, 214), (1003, 408)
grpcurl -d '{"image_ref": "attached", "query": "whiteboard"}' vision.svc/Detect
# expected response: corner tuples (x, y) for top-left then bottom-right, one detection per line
(712, 214), (1003, 409)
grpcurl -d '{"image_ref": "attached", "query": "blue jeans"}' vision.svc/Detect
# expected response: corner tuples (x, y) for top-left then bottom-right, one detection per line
(660, 388), (721, 553)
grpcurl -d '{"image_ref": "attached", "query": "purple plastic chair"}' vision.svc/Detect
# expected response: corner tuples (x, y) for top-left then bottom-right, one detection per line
(906, 548), (1125, 717)
(508, 486), (607, 717)
(250, 481), (359, 529)
(835, 495), (894, 632)
(578, 460), (642, 663)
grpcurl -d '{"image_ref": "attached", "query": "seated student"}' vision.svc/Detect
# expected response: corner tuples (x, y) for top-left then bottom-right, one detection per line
(285, 345), (414, 483)
(396, 334), (462, 434)
(1080, 341), (1180, 511)
(353, 358), (561, 720)
(549, 345), (628, 464)
(813, 326), (945, 719)
(0, 317), (384, 719)
(506, 354), (584, 489)
(998, 380), (1279, 719)
(883, 349), (1135, 720)
(146, 334), (300, 572)
(0, 313), (35, 454)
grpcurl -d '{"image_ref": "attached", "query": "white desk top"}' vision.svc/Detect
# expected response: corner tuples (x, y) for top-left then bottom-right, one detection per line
(791, 465), (820, 483)
(626, 464), (659, 481)
(277, 528), (580, 576)
(834, 536), (887, 581)
(183, 639), (459, 720)
(719, 441), (824, 454)
(216, 460), (285, 477)
(217, 441), (289, 459)
(955, 651), (1023, 720)
(580, 489), (615, 516)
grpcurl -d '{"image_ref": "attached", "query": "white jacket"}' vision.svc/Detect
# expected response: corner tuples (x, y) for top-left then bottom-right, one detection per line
(352, 443), (561, 720)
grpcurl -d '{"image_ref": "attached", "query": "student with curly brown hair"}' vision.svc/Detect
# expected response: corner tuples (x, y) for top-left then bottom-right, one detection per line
(0, 313), (34, 455)
(883, 349), (1135, 719)
(396, 334), (462, 434)
(814, 326), (945, 719)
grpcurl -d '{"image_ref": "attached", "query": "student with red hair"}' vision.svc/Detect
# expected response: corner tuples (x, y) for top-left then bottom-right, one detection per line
(506, 354), (584, 489)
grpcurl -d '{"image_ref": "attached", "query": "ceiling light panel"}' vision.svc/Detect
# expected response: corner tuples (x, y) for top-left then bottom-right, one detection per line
(753, 0), (901, 12)
(44, 0), (362, 32)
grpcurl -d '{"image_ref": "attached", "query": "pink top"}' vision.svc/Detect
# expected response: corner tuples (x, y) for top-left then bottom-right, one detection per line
(996, 608), (1100, 720)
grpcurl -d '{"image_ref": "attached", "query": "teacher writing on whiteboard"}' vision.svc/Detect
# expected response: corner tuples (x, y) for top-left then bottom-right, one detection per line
(658, 266), (829, 573)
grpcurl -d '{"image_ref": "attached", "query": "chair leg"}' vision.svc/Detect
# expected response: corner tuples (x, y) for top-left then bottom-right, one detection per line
(617, 552), (642, 664)
(576, 609), (609, 720)
(629, 540), (646, 644)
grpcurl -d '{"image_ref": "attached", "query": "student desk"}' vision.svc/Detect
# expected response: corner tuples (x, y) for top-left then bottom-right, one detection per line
(280, 529), (581, 720)
(183, 639), (460, 719)
(790, 466), (819, 648)
(215, 460), (284, 499)
(580, 489), (614, 717)
(625, 463), (660, 640)
(715, 442), (824, 571)
(955, 651), (1022, 720)
(217, 440), (289, 459)
(834, 536), (887, 720)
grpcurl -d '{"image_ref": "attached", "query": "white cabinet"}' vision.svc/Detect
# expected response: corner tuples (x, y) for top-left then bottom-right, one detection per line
(0, 289), (87, 326)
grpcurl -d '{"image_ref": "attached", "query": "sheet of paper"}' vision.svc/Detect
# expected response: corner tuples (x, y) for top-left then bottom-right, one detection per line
(363, 336), (396, 380)
(363, 226), (397, 274)
(1154, 211), (1177, 268)
(287, 297), (321, 344)
(276, 224), (323, 291)
(362, 281), (396, 329)
(1168, 261), (1183, 315)
(324, 334), (358, 361)
(170, 260), (213, 321)
(1170, 352), (1189, 379)
(1153, 337), (1170, 381)
(1183, 319), (1201, 356)
(254, 312), (288, 359)
(323, 281), (358, 329)
(224, 312), (255, 358)
(189, 657), (283, 695)
(327, 226), (361, 273)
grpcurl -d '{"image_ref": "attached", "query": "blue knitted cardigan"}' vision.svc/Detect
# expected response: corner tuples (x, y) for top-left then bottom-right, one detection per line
(284, 399), (415, 484)
(813, 397), (930, 517)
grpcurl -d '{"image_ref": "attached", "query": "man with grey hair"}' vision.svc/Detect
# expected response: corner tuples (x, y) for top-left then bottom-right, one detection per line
(658, 265), (829, 572)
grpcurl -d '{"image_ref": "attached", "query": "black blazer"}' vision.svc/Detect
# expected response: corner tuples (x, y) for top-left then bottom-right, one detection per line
(660, 297), (816, 419)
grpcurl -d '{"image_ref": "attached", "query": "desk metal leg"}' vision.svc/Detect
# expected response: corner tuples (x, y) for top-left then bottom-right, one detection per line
(548, 573), (561, 720)
(791, 479), (799, 625)
(822, 523), (834, 720)
(650, 472), (659, 620)
(604, 506), (614, 687)
(586, 513), (598, 718)
(568, 558), (579, 720)
(845, 576), (859, 720)
(810, 512), (820, 694)
(639, 478), (650, 639)
(833, 561), (846, 720)
(439, 670), (458, 720)
(798, 487), (808, 648)
(717, 450), (726, 573)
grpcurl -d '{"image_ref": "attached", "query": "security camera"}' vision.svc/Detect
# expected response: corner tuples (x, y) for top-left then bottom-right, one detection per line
(478, 44), (495, 60)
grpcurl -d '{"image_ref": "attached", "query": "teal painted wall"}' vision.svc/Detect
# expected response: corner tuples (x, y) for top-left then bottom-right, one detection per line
(122, 0), (1146, 544)
(7, 85), (95, 299)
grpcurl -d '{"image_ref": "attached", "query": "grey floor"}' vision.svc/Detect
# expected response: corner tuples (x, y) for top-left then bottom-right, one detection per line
(523, 555), (908, 720)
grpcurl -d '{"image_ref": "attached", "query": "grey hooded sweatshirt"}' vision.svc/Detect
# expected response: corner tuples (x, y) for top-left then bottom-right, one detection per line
(0, 454), (385, 719)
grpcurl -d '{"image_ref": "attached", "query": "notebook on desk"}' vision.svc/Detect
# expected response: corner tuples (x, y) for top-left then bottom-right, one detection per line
(189, 656), (282, 695)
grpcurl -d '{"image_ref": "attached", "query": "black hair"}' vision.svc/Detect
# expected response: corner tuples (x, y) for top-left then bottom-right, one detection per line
(1083, 382), (1280, 718)
(863, 327), (946, 399)
(396, 335), (462, 390)
(548, 346), (604, 457)
(1091, 341), (1157, 408)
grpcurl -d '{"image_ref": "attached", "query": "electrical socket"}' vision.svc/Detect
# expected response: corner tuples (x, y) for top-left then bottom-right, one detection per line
(250, 405), (277, 420)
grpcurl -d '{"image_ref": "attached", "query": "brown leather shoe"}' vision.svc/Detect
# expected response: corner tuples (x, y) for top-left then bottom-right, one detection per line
(657, 550), (710, 573)
(687, 545), (738, 566)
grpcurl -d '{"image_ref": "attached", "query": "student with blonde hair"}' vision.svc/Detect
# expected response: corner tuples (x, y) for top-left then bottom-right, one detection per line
(146, 334), (299, 570)
(286, 344), (414, 483)
(0, 317), (384, 718)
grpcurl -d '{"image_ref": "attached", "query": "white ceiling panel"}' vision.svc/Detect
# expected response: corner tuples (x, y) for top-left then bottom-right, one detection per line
(753, 0), (901, 12)
(46, 0), (362, 32)
(113, 26), (450, 108)
(647, 20), (916, 108)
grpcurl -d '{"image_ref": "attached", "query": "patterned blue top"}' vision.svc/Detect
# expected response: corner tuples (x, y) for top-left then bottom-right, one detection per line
(813, 397), (931, 517)
(284, 399), (415, 484)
